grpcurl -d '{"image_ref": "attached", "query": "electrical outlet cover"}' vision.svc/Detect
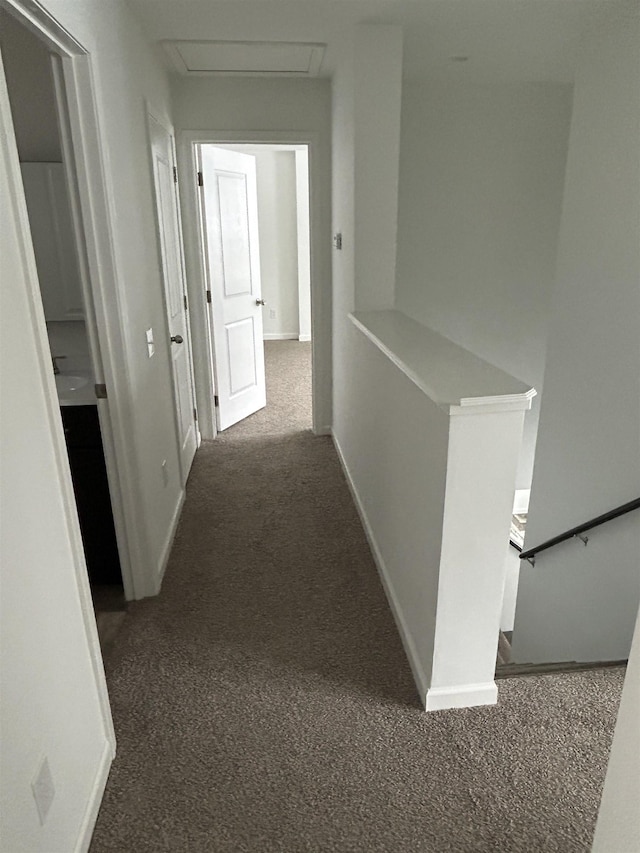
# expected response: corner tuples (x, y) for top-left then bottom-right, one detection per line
(32, 757), (55, 825)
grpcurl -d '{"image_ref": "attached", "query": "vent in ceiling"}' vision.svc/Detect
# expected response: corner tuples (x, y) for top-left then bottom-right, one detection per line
(163, 40), (325, 77)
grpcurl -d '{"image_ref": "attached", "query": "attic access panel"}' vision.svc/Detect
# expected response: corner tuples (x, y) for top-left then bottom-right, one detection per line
(163, 40), (325, 76)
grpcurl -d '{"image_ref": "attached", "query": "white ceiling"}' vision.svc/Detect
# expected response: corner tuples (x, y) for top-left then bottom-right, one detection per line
(129, 0), (613, 83)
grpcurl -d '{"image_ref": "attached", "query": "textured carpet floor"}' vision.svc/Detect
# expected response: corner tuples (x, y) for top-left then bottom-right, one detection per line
(91, 341), (623, 852)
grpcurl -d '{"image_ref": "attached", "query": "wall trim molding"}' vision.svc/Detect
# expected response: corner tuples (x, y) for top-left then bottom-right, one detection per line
(425, 681), (498, 712)
(53, 55), (153, 601)
(263, 332), (298, 341)
(74, 739), (112, 853)
(156, 489), (186, 590)
(332, 431), (430, 707)
(298, 333), (311, 342)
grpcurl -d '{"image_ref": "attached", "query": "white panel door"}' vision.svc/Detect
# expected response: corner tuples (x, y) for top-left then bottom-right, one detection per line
(148, 113), (198, 483)
(200, 146), (266, 431)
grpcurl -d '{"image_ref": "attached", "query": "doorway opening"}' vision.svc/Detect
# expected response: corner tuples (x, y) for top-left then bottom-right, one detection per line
(197, 143), (313, 435)
(0, 8), (127, 648)
(177, 130), (325, 440)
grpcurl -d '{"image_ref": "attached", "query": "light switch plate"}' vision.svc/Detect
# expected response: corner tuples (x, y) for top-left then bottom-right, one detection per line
(146, 328), (155, 358)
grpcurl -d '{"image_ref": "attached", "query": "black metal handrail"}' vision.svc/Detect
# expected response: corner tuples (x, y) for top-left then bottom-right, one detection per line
(520, 497), (640, 565)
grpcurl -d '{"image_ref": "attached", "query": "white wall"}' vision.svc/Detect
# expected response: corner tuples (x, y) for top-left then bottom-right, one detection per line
(331, 26), (449, 697)
(512, 5), (640, 664)
(334, 329), (448, 695)
(500, 547), (521, 633)
(332, 23), (403, 428)
(252, 149), (300, 339)
(172, 77), (332, 430)
(592, 608), (640, 852)
(353, 25), (403, 311)
(331, 36), (355, 356)
(0, 9), (62, 160)
(0, 49), (111, 851)
(46, 320), (92, 374)
(395, 82), (573, 488)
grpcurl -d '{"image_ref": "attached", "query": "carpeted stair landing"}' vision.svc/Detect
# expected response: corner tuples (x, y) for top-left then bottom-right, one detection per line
(90, 341), (623, 853)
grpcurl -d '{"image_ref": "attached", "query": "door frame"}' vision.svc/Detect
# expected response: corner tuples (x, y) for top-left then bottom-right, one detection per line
(0, 0), (120, 766)
(145, 102), (199, 484)
(177, 130), (325, 439)
(1, 0), (155, 603)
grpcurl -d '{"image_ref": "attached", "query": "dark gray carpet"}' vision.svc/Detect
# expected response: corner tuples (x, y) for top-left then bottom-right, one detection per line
(90, 341), (623, 852)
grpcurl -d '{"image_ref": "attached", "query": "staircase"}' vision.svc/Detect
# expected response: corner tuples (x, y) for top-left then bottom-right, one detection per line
(497, 503), (630, 678)
(496, 630), (625, 679)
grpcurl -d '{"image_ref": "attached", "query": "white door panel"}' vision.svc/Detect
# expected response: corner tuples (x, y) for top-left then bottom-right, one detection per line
(148, 113), (198, 483)
(200, 146), (266, 431)
(227, 318), (258, 394)
(218, 174), (253, 294)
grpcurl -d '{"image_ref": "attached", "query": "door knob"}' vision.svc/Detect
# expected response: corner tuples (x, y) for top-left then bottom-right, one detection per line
(171, 334), (184, 344)
(255, 299), (266, 306)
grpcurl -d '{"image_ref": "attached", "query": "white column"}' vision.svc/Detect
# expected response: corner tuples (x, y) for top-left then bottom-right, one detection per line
(427, 400), (531, 711)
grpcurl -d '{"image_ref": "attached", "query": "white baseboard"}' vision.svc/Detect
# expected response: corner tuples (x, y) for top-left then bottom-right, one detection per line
(156, 489), (185, 589)
(426, 681), (498, 712)
(75, 739), (113, 853)
(263, 333), (299, 341)
(298, 334), (311, 342)
(332, 432), (429, 706)
(314, 425), (332, 436)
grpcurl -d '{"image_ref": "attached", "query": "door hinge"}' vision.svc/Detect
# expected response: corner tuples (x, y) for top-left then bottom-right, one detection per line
(94, 383), (108, 399)
(206, 290), (212, 304)
(193, 407), (198, 421)
(183, 294), (188, 311)
(197, 170), (203, 187)
(173, 165), (178, 184)
(214, 395), (219, 407)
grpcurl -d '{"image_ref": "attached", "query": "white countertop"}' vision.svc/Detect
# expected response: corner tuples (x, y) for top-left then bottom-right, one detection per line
(55, 370), (97, 406)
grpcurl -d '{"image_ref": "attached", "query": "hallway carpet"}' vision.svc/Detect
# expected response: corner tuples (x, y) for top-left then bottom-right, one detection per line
(91, 342), (624, 853)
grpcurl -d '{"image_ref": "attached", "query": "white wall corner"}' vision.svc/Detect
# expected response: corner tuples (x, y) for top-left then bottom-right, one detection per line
(592, 608), (640, 852)
(74, 739), (113, 853)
